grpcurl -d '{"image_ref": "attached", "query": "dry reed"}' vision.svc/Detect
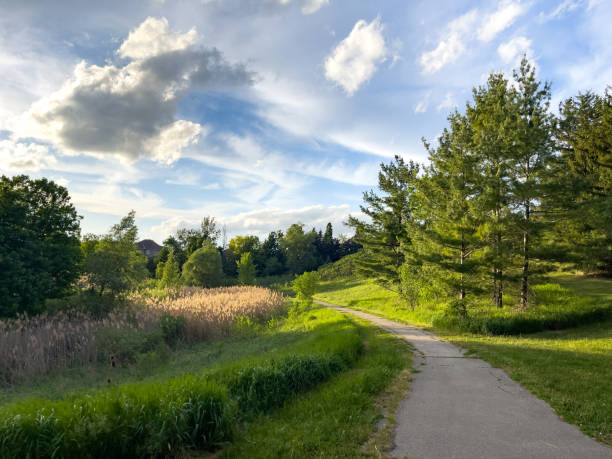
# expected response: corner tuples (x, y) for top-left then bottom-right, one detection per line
(0, 286), (284, 385)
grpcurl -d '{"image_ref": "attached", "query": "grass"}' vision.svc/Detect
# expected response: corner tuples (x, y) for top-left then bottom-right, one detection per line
(0, 302), (415, 457)
(222, 316), (413, 458)
(314, 274), (612, 445)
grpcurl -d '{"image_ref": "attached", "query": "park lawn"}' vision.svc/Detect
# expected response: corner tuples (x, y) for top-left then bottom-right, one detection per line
(314, 275), (612, 445)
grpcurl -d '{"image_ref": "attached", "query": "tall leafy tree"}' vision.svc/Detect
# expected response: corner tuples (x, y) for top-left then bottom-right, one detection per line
(0, 175), (82, 316)
(260, 230), (286, 276)
(237, 252), (256, 285)
(348, 156), (420, 292)
(281, 223), (318, 274)
(81, 211), (148, 296)
(181, 242), (223, 287)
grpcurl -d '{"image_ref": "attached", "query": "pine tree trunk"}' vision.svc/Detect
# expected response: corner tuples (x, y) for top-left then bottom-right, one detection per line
(498, 271), (503, 308)
(460, 237), (466, 300)
(520, 201), (530, 309)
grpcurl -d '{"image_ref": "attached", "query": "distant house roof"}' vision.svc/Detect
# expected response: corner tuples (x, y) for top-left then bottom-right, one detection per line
(137, 239), (163, 258)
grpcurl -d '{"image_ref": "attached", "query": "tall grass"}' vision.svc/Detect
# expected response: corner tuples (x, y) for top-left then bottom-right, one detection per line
(0, 287), (284, 385)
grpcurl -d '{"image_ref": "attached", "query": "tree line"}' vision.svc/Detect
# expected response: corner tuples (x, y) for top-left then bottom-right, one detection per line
(350, 58), (611, 310)
(0, 177), (359, 317)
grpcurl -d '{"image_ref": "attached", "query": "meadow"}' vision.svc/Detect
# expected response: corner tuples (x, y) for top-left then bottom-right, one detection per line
(314, 272), (612, 445)
(0, 286), (284, 385)
(0, 292), (414, 457)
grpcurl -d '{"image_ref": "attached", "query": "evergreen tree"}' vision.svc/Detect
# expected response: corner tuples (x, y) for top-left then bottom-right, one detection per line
(156, 250), (181, 288)
(348, 156), (420, 292)
(419, 111), (482, 300)
(556, 88), (612, 274)
(467, 73), (517, 308)
(510, 58), (555, 307)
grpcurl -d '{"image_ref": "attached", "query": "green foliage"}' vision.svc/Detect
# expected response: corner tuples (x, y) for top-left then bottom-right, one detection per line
(81, 211), (148, 297)
(348, 156), (420, 291)
(292, 271), (320, 302)
(237, 252), (256, 285)
(281, 223), (319, 274)
(181, 242), (223, 287)
(96, 327), (166, 363)
(0, 376), (232, 458)
(0, 175), (81, 317)
(398, 262), (424, 310)
(224, 354), (346, 415)
(156, 250), (181, 288)
(160, 313), (187, 346)
(555, 89), (612, 275)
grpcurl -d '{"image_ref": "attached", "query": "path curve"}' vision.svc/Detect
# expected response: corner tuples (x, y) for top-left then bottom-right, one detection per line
(315, 300), (612, 459)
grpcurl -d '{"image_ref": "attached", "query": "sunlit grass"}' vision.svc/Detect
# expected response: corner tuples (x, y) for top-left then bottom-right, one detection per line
(314, 274), (612, 444)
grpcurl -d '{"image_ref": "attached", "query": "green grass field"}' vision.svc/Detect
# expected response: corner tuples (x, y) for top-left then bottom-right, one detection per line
(0, 303), (413, 457)
(314, 274), (612, 445)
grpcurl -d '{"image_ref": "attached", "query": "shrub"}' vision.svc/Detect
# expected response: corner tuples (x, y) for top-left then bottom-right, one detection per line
(159, 313), (187, 345)
(181, 243), (223, 288)
(292, 271), (320, 302)
(0, 377), (233, 458)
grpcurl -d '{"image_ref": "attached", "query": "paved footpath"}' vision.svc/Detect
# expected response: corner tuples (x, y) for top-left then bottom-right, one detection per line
(315, 300), (612, 459)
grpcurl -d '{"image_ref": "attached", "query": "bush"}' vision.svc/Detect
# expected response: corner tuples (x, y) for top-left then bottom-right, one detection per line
(181, 243), (223, 288)
(96, 327), (165, 363)
(292, 271), (320, 302)
(0, 377), (233, 458)
(160, 313), (187, 345)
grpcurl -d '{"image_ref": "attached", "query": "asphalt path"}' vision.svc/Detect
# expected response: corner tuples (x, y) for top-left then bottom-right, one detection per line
(315, 300), (612, 459)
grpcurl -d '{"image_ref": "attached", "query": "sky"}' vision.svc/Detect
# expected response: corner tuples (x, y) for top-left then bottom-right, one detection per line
(1, 0), (610, 243)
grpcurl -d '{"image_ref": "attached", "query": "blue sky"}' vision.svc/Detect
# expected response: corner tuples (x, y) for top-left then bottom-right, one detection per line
(1, 0), (610, 242)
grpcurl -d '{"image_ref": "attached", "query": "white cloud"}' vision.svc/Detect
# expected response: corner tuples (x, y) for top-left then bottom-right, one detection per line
(436, 92), (457, 112)
(498, 36), (532, 63)
(0, 139), (56, 173)
(12, 17), (252, 164)
(324, 17), (388, 95)
(478, 1), (527, 42)
(301, 0), (329, 14)
(539, 0), (582, 22)
(414, 91), (432, 114)
(420, 10), (478, 74)
(117, 17), (197, 60)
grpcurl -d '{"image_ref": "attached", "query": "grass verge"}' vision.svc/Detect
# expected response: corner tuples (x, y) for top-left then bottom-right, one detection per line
(220, 315), (413, 458)
(314, 275), (612, 445)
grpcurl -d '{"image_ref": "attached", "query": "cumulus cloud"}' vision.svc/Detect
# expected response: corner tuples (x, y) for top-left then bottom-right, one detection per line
(420, 10), (478, 74)
(420, 2), (527, 74)
(324, 17), (388, 95)
(0, 139), (56, 173)
(478, 1), (527, 42)
(498, 36), (532, 63)
(301, 0), (329, 14)
(15, 17), (253, 163)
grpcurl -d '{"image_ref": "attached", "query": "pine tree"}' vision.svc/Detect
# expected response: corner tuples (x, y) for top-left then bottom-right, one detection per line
(467, 73), (517, 308)
(510, 58), (555, 308)
(419, 111), (482, 300)
(237, 252), (256, 285)
(348, 156), (420, 292)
